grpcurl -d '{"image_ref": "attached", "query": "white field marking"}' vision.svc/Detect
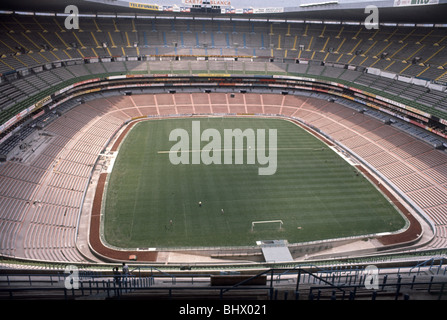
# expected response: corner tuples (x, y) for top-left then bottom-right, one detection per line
(157, 147), (325, 154)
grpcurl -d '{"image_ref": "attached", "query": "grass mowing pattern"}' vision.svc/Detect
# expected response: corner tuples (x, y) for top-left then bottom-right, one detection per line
(103, 118), (406, 248)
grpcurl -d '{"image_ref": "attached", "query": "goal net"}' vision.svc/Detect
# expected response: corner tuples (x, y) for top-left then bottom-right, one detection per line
(251, 220), (283, 232)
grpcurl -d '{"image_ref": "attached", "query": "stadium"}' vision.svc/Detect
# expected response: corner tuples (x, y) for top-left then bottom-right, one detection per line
(0, 0), (447, 303)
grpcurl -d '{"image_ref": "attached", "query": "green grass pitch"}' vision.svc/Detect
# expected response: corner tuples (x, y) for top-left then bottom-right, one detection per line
(102, 117), (406, 248)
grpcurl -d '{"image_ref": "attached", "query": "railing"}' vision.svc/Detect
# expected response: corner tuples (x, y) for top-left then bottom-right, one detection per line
(1, 264), (447, 300)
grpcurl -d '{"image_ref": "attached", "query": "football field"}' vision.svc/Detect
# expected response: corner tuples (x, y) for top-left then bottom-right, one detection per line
(102, 117), (406, 248)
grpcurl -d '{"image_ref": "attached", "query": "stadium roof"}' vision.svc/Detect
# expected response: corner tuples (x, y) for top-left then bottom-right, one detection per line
(1, 0), (447, 23)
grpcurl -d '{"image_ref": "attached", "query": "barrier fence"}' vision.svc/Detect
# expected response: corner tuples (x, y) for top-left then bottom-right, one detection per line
(1, 262), (446, 300)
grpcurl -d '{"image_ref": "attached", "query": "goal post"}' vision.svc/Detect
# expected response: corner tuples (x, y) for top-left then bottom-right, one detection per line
(251, 220), (284, 232)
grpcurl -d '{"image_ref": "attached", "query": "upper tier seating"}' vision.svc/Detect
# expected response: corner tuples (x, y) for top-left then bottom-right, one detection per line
(1, 16), (446, 82)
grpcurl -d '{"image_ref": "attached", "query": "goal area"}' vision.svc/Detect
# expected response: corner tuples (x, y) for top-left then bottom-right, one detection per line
(251, 220), (284, 232)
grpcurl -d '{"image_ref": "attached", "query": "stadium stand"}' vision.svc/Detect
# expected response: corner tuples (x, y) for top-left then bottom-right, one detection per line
(1, 89), (446, 262)
(0, 0), (446, 301)
(1, 17), (447, 76)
